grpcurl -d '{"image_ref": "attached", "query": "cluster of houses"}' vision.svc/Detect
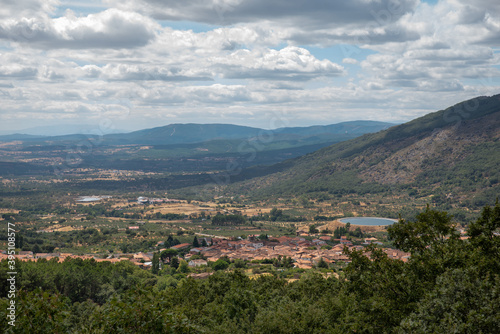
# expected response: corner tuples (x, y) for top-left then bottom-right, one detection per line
(177, 235), (410, 269)
(1, 235), (410, 271)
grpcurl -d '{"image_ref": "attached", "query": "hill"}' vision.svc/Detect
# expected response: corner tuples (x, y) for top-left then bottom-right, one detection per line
(0, 134), (45, 141)
(1, 121), (393, 145)
(0, 121), (393, 175)
(223, 94), (500, 214)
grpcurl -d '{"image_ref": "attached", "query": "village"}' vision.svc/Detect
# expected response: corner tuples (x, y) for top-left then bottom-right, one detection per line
(1, 233), (411, 276)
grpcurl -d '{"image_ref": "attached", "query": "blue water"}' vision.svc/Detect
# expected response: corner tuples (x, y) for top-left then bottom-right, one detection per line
(339, 217), (397, 226)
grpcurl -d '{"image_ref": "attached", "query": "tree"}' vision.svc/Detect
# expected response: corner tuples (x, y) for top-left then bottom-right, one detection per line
(388, 205), (458, 255)
(170, 257), (179, 269)
(398, 268), (500, 333)
(32, 244), (42, 254)
(201, 238), (208, 247)
(309, 224), (319, 234)
(160, 249), (178, 263)
(316, 257), (328, 269)
(166, 235), (174, 247)
(270, 208), (283, 221)
(212, 213), (246, 226)
(179, 260), (189, 273)
(151, 252), (160, 275)
(193, 236), (200, 248)
(212, 259), (229, 271)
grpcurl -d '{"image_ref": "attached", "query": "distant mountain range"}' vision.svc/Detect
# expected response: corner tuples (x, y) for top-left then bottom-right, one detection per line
(0, 124), (127, 137)
(0, 121), (394, 176)
(115, 120), (394, 145)
(226, 94), (500, 210)
(0, 121), (394, 146)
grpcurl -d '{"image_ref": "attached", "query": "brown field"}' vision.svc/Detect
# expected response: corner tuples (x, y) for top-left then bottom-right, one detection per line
(0, 209), (20, 214)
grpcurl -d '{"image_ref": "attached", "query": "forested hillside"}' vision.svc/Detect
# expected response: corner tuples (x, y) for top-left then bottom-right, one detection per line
(227, 95), (500, 210)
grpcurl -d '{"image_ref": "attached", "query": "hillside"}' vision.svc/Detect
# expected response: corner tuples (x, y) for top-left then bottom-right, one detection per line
(0, 121), (392, 175)
(226, 94), (500, 211)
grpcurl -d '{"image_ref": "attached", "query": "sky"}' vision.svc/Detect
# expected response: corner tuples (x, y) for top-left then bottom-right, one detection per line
(0, 0), (499, 134)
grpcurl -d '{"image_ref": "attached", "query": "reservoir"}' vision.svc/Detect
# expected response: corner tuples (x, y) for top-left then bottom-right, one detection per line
(339, 217), (397, 226)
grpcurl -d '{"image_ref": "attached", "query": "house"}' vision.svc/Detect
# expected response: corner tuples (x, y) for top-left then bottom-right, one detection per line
(363, 237), (382, 245)
(250, 242), (264, 249)
(188, 272), (213, 279)
(340, 236), (352, 245)
(172, 243), (191, 250)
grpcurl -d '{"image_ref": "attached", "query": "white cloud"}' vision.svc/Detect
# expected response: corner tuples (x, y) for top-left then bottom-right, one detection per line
(0, 0), (500, 133)
(0, 9), (158, 49)
(0, 0), (59, 19)
(0, 65), (38, 79)
(213, 46), (345, 80)
(105, 0), (418, 27)
(342, 58), (359, 65)
(96, 64), (214, 82)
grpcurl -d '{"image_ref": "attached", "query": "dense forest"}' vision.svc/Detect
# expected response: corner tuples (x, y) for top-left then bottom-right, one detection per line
(1, 202), (499, 333)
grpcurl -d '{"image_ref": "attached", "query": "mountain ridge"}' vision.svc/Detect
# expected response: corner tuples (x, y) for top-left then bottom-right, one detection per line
(224, 94), (500, 210)
(0, 121), (394, 147)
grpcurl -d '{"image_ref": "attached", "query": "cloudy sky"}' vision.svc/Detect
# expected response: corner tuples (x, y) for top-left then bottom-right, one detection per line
(0, 0), (499, 134)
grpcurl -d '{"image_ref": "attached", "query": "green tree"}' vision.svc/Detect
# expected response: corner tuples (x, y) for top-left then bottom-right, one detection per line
(193, 236), (200, 248)
(151, 252), (160, 275)
(270, 207), (283, 221)
(467, 200), (500, 274)
(179, 260), (189, 273)
(201, 238), (208, 247)
(309, 224), (319, 234)
(170, 257), (180, 270)
(316, 257), (328, 269)
(213, 259), (229, 271)
(398, 268), (500, 333)
(160, 248), (178, 263)
(388, 205), (458, 255)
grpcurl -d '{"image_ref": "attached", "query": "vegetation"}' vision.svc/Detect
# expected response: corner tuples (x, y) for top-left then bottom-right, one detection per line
(1, 203), (499, 333)
(211, 213), (247, 226)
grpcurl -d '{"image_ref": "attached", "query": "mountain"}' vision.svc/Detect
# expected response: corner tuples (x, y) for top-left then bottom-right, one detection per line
(100, 121), (395, 146)
(226, 94), (500, 212)
(0, 120), (394, 176)
(0, 134), (45, 141)
(3, 124), (127, 137)
(2, 121), (393, 145)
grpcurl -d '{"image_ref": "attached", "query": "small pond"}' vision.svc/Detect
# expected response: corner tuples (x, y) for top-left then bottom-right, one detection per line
(338, 217), (397, 226)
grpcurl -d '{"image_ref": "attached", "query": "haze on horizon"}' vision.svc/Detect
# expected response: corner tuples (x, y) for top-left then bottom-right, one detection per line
(0, 0), (499, 134)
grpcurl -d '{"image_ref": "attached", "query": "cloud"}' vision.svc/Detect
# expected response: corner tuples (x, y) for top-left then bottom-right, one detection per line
(106, 0), (420, 46)
(85, 64), (214, 82)
(1, 0), (500, 133)
(0, 0), (58, 19)
(342, 58), (359, 65)
(213, 46), (345, 81)
(0, 9), (158, 49)
(0, 65), (38, 79)
(106, 0), (418, 26)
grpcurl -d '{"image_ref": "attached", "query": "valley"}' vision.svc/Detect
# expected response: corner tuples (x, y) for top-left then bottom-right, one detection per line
(0, 95), (499, 333)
